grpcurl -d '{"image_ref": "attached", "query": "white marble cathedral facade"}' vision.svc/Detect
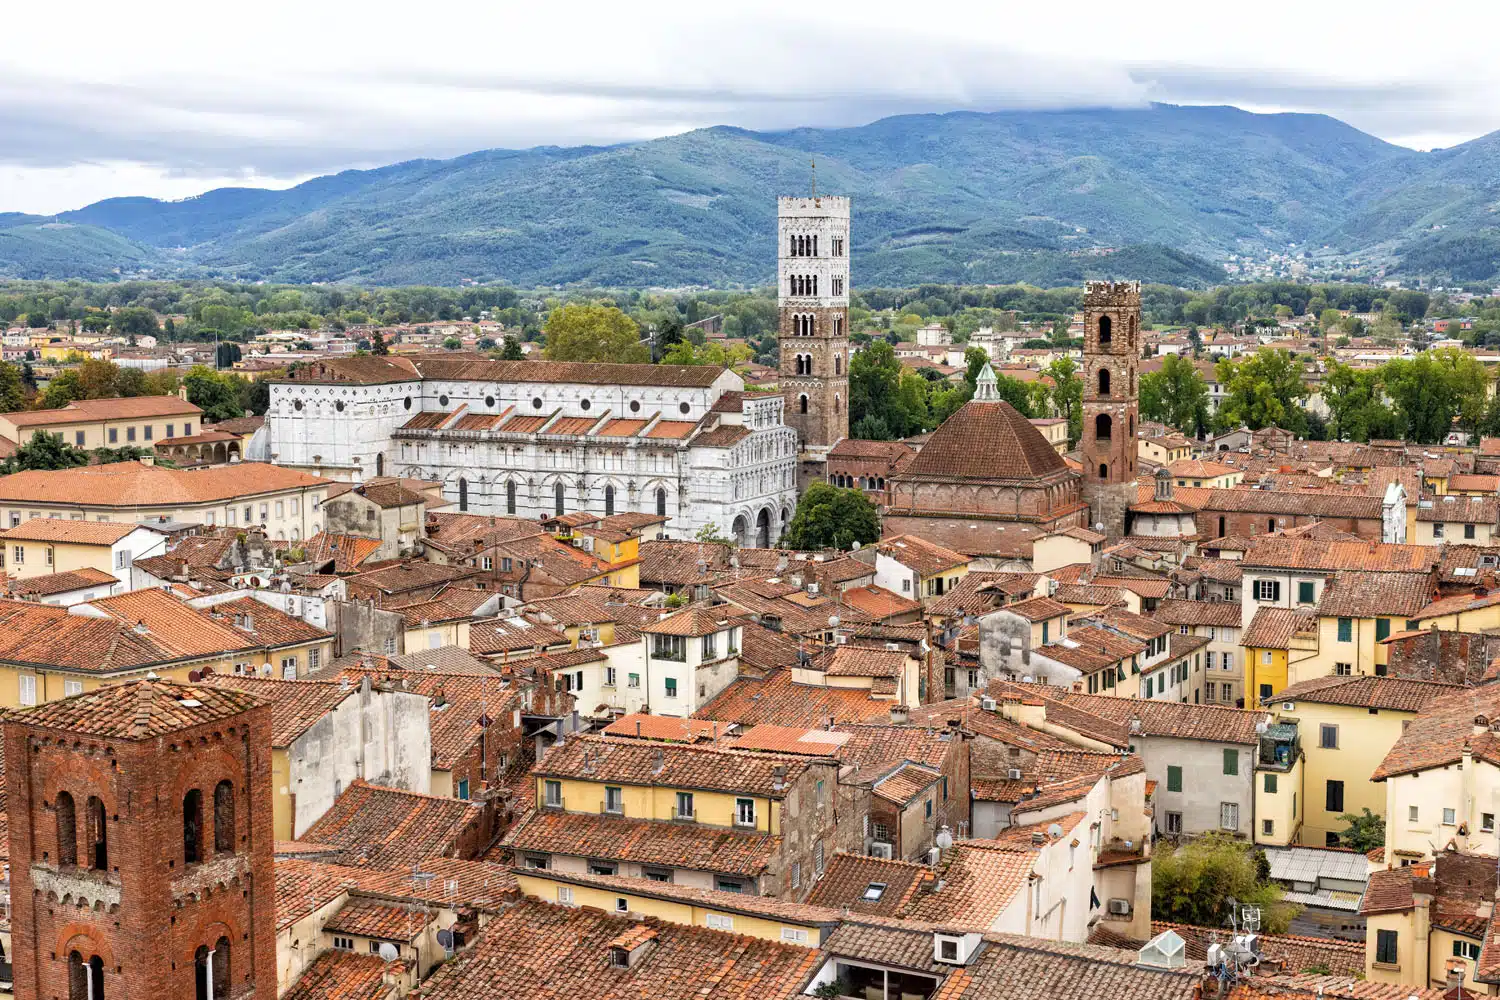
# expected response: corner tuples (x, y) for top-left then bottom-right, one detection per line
(265, 355), (799, 546)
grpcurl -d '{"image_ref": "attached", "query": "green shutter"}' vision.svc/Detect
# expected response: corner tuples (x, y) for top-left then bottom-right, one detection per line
(1298, 581), (1314, 604)
(1167, 765), (1182, 792)
(1264, 774), (1278, 794)
(1223, 749), (1238, 776)
(1375, 618), (1391, 642)
(1337, 618), (1352, 642)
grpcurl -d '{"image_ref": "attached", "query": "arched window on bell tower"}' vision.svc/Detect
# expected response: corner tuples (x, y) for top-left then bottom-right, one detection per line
(1098, 368), (1110, 396)
(1099, 315), (1112, 345)
(1095, 413), (1112, 441)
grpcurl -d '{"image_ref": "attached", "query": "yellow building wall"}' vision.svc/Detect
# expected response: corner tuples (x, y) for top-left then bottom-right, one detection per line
(513, 874), (826, 945)
(537, 776), (780, 834)
(404, 620), (472, 653)
(1417, 605), (1500, 632)
(0, 659), (212, 709)
(1365, 910), (1420, 986)
(1254, 756), (1303, 847)
(921, 564), (970, 599)
(3, 539), (114, 580)
(3, 411), (196, 449)
(1305, 615), (1389, 679)
(1278, 702), (1413, 847)
(270, 747), (293, 841)
(1246, 647), (1289, 703)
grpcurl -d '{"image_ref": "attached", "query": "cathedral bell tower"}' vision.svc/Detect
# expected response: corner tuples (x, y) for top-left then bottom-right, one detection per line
(778, 193), (850, 482)
(1079, 280), (1141, 538)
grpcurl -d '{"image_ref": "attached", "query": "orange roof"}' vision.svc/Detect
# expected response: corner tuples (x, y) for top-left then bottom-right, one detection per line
(638, 606), (734, 637)
(546, 416), (597, 436)
(600, 714), (726, 742)
(594, 418), (649, 437)
(838, 585), (922, 620)
(88, 587), (260, 659)
(0, 517), (157, 545)
(730, 724), (851, 755)
(3, 395), (200, 428)
(0, 461), (330, 507)
(498, 414), (549, 433)
(644, 420), (697, 440)
(15, 676), (265, 740)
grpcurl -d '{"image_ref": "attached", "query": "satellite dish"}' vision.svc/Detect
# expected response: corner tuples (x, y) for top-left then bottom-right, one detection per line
(436, 928), (455, 949)
(851, 540), (861, 551)
(1094, 522), (1105, 533)
(1047, 823), (1064, 839)
(378, 942), (400, 962)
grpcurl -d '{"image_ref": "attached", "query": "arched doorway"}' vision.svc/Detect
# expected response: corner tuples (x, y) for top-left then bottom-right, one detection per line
(732, 515), (748, 547)
(755, 508), (771, 548)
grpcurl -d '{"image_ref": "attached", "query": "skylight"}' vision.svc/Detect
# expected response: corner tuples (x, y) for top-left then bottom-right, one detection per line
(863, 882), (887, 901)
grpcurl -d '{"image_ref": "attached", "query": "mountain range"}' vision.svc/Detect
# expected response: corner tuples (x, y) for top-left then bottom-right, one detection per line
(2, 103), (1498, 288)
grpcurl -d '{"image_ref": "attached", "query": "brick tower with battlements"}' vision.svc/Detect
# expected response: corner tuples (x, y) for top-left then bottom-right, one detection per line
(778, 194), (850, 483)
(5, 677), (278, 1000)
(1079, 279), (1142, 538)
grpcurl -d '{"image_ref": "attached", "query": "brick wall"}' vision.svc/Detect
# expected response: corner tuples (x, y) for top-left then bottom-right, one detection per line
(5, 704), (278, 1000)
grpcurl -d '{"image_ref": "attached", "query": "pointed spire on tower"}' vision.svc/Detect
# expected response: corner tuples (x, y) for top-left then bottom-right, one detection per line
(975, 361), (999, 401)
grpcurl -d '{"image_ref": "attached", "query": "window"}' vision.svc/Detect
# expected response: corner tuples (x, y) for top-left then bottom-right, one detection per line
(1264, 774), (1277, 794)
(1466, 523), (1477, 540)
(1455, 940), (1482, 961)
(815, 838), (825, 876)
(1334, 662), (1352, 676)
(1375, 618), (1390, 643)
(1443, 807), (1457, 825)
(1223, 749), (1238, 775)
(1484, 813), (1495, 832)
(736, 798), (755, 827)
(183, 788), (203, 864)
(1254, 579), (1280, 601)
(64, 679), (83, 696)
(506, 480), (517, 514)
(1166, 765), (1182, 792)
(790, 861), (801, 889)
(589, 860), (618, 876)
(627, 672), (640, 689)
(781, 927), (810, 945)
(1297, 581), (1314, 604)
(457, 779), (469, 800)
(19, 673), (36, 706)
(281, 656), (298, 679)
(184, 423), (192, 435)
(524, 855), (550, 870)
(715, 877), (746, 893)
(1262, 819), (1274, 836)
(75, 430), (85, 446)
(664, 677), (678, 698)
(213, 780), (234, 853)
(108, 427), (117, 443)
(309, 648), (321, 672)
(702, 632), (717, 660)
(643, 867), (672, 882)
(1325, 779), (1344, 813)
(652, 634), (686, 661)
(1410, 805), (1420, 822)
(676, 791), (694, 819)
(1320, 724), (1339, 749)
(1376, 928), (1398, 966)
(705, 913), (734, 931)
(557, 886), (574, 905)
(56, 791), (77, 866)
(605, 786), (623, 814)
(1220, 802), (1239, 831)
(1337, 617), (1352, 642)
(1165, 811), (1183, 834)
(544, 780), (562, 808)
(11, 545), (20, 566)
(604, 666), (616, 687)
(1433, 522), (1445, 539)
(333, 936), (354, 951)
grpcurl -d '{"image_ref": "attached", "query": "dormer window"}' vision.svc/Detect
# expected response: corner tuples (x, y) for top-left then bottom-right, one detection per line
(863, 882), (887, 902)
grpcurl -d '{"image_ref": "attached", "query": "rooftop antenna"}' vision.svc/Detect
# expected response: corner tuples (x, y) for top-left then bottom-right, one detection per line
(811, 157), (817, 198)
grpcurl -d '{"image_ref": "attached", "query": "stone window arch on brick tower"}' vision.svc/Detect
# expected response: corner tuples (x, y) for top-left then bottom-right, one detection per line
(554, 481), (565, 516)
(87, 795), (108, 870)
(799, 395), (809, 414)
(1095, 413), (1112, 441)
(1098, 368), (1110, 396)
(56, 791), (77, 866)
(183, 789), (203, 865)
(834, 353), (842, 376)
(214, 780), (234, 854)
(69, 950), (105, 1000)
(1099, 315), (1112, 344)
(194, 939), (231, 1000)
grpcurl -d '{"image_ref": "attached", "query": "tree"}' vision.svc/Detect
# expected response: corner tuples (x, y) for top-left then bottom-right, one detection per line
(92, 445), (153, 465)
(1338, 808), (1385, 852)
(849, 341), (906, 440)
(1383, 349), (1491, 443)
(782, 483), (881, 551)
(0, 431), (90, 473)
(543, 304), (648, 364)
(1322, 361), (1396, 442)
(370, 332), (389, 356)
(442, 337), (463, 350)
(476, 337), (496, 351)
(0, 362), (26, 413)
(694, 523), (731, 545)
(500, 336), (524, 360)
(1152, 834), (1299, 934)
(215, 343), (242, 368)
(1213, 349), (1309, 434)
(1043, 357), (1082, 446)
(1139, 354), (1209, 437)
(110, 307), (159, 338)
(182, 366), (244, 422)
(660, 341), (753, 369)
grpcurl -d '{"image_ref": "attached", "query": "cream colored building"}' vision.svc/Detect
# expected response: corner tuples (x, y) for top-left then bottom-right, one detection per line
(0, 517), (168, 586)
(0, 460), (334, 542)
(0, 394), (202, 450)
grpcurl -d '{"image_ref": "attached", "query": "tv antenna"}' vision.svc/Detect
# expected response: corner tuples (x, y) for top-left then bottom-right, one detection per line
(811, 158), (817, 198)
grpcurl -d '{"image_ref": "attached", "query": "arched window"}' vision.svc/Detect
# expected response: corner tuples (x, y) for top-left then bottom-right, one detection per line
(214, 938), (231, 999)
(69, 951), (88, 1000)
(656, 488), (667, 517)
(1099, 463), (1109, 479)
(1098, 368), (1110, 395)
(813, 235), (818, 256)
(1268, 518), (1276, 534)
(183, 789), (203, 865)
(87, 795), (107, 870)
(877, 477), (885, 490)
(813, 275), (818, 296)
(554, 481), (565, 516)
(458, 477), (469, 513)
(1218, 516), (1227, 536)
(834, 353), (842, 376)
(799, 395), (809, 414)
(506, 481), (517, 515)
(56, 791), (77, 866)
(1098, 315), (1112, 344)
(376, 453), (385, 477)
(604, 485), (615, 518)
(1095, 413), (1112, 441)
(195, 945), (209, 1000)
(214, 780), (234, 854)
(834, 394), (841, 413)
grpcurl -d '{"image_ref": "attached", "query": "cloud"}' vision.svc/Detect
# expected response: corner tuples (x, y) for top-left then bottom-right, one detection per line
(0, 0), (1496, 212)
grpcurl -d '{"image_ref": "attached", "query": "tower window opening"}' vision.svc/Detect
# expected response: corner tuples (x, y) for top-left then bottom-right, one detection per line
(214, 780), (234, 854)
(87, 795), (107, 870)
(56, 791), (77, 866)
(1099, 315), (1112, 344)
(1095, 413), (1112, 441)
(1098, 368), (1110, 396)
(183, 789), (203, 865)
(1099, 463), (1109, 479)
(799, 395), (809, 414)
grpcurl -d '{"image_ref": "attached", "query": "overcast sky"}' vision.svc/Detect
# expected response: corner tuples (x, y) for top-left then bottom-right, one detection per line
(3, 0), (1496, 214)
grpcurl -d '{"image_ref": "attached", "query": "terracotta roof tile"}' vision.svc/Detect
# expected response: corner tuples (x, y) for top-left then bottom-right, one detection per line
(1153, 599), (1243, 628)
(200, 675), (354, 746)
(0, 518), (155, 544)
(15, 676), (264, 739)
(1242, 537), (1439, 573)
(0, 461), (329, 507)
(601, 714), (727, 742)
(1373, 684), (1500, 779)
(1242, 607), (1317, 649)
(895, 400), (1069, 483)
(805, 853), (935, 916)
(503, 809), (777, 876)
(280, 949), (400, 1000)
(324, 896), (433, 941)
(3, 394), (200, 427)
(535, 734), (815, 797)
(644, 420), (697, 440)
(301, 781), (486, 867)
(875, 534), (971, 577)
(638, 606), (733, 637)
(1276, 675), (1461, 715)
(694, 670), (896, 728)
(5, 566), (118, 598)
(1316, 571), (1435, 618)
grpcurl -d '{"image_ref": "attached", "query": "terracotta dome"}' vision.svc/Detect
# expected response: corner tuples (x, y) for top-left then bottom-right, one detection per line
(898, 400), (1070, 483)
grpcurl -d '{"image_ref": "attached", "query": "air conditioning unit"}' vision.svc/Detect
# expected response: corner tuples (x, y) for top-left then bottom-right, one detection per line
(1107, 898), (1132, 916)
(1007, 768), (1023, 780)
(980, 696), (997, 711)
(870, 842), (893, 859)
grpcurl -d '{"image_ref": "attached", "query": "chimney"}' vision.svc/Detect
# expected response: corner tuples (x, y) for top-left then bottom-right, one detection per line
(651, 749), (665, 775)
(889, 705), (910, 725)
(772, 764), (788, 792)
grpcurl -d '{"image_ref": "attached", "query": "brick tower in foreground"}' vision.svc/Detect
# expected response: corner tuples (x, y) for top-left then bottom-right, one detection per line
(5, 677), (276, 1000)
(1079, 279), (1142, 538)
